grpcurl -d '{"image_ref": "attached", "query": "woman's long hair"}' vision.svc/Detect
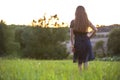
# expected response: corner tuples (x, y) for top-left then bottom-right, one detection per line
(73, 6), (89, 32)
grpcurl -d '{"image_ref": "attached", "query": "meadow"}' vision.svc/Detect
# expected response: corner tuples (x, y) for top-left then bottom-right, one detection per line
(0, 58), (120, 80)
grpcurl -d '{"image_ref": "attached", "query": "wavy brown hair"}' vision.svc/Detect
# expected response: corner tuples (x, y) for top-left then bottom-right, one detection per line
(73, 6), (89, 32)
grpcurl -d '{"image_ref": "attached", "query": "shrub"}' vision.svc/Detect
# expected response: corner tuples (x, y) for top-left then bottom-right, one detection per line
(0, 22), (6, 56)
(15, 26), (69, 59)
(0, 24), (21, 57)
(107, 28), (120, 56)
(94, 40), (106, 57)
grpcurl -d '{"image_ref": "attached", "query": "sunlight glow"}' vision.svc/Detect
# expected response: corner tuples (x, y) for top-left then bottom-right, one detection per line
(0, 0), (120, 25)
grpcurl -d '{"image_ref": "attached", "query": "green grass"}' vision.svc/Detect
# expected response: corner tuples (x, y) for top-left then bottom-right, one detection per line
(0, 58), (120, 80)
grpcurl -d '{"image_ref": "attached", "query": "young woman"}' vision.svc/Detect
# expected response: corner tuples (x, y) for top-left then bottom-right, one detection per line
(70, 5), (97, 71)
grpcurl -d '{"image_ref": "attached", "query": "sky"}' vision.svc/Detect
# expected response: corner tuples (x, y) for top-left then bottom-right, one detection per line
(0, 0), (120, 25)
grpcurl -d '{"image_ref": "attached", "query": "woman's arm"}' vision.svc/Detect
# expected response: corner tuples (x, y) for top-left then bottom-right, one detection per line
(70, 28), (75, 53)
(70, 28), (74, 47)
(89, 21), (98, 38)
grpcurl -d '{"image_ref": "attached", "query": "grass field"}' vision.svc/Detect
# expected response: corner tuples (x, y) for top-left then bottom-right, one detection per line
(0, 58), (120, 80)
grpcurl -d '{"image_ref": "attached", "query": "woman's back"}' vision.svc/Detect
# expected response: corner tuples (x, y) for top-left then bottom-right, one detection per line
(72, 6), (90, 33)
(70, 20), (89, 33)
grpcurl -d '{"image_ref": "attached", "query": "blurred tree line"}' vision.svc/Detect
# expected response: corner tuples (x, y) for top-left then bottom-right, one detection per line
(0, 14), (69, 59)
(0, 13), (120, 59)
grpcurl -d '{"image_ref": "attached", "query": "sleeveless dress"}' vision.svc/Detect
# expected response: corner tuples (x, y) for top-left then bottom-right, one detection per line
(73, 32), (95, 64)
(70, 21), (95, 64)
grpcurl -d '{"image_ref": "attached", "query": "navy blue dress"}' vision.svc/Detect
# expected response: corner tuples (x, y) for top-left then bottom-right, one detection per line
(70, 21), (95, 64)
(73, 32), (95, 64)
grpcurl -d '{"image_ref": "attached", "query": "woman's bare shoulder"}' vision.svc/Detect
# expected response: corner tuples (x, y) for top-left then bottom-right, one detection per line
(70, 20), (75, 28)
